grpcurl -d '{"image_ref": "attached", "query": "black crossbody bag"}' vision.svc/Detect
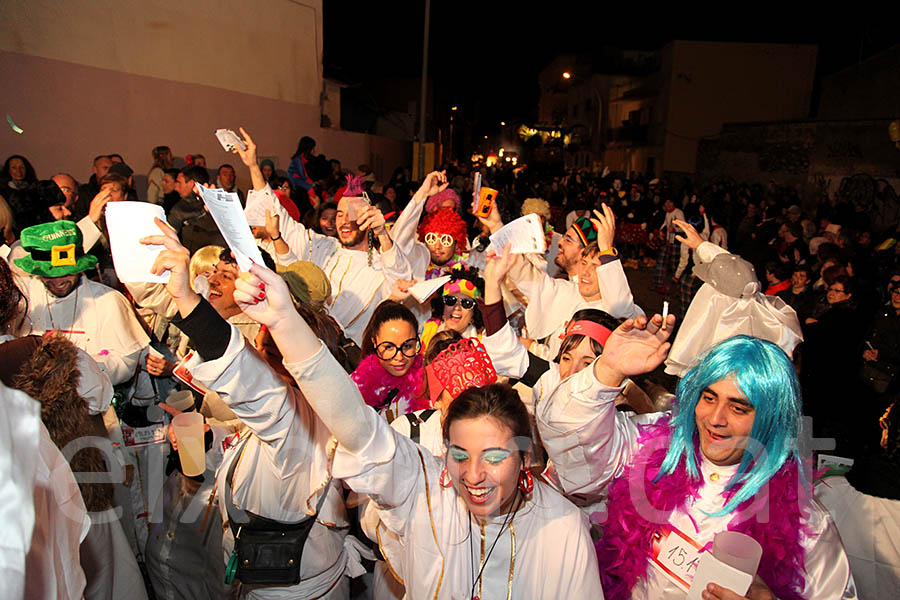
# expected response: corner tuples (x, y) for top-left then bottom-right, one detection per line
(224, 438), (332, 585)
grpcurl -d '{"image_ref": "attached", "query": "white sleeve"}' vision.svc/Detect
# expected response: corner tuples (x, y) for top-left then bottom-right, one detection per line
(124, 281), (178, 320)
(390, 188), (428, 257)
(596, 259), (644, 319)
(76, 217), (101, 253)
(536, 360), (649, 502)
(184, 326), (320, 469)
(674, 243), (690, 279)
(508, 254), (582, 340)
(694, 240), (729, 264)
(379, 243), (415, 298)
(482, 321), (530, 378)
(284, 342), (433, 513)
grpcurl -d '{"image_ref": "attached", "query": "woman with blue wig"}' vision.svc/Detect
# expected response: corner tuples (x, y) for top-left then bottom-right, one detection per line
(537, 313), (855, 600)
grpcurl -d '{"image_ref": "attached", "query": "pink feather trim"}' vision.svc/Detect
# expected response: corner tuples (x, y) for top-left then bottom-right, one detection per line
(596, 418), (811, 600)
(350, 353), (430, 414)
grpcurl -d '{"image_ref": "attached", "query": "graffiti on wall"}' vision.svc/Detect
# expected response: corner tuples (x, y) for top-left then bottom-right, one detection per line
(838, 173), (900, 231)
(758, 141), (811, 174)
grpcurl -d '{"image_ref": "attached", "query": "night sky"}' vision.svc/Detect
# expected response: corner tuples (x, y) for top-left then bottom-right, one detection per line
(324, 5), (898, 136)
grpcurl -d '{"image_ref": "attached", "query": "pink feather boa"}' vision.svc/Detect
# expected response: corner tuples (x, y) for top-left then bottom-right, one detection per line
(596, 418), (811, 600)
(350, 353), (430, 414)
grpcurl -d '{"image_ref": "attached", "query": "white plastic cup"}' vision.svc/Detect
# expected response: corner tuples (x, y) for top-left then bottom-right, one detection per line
(712, 531), (762, 575)
(165, 390), (195, 413)
(171, 412), (206, 476)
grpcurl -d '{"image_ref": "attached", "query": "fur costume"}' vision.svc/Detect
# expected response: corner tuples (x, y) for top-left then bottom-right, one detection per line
(13, 334), (115, 512)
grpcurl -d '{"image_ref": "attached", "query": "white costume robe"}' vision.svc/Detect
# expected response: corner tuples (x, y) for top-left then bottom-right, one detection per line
(250, 185), (413, 345)
(183, 325), (351, 599)
(0, 382), (42, 600)
(536, 363), (857, 599)
(285, 342), (605, 599)
(26, 422), (92, 600)
(816, 475), (900, 600)
(17, 275), (150, 386)
(506, 254), (643, 359)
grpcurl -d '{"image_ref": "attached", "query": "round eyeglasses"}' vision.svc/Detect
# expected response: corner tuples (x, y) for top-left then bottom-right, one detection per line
(442, 295), (476, 310)
(425, 232), (454, 247)
(375, 337), (421, 360)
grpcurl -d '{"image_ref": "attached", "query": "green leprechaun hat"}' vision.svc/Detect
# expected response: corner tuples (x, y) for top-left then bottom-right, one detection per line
(14, 220), (98, 277)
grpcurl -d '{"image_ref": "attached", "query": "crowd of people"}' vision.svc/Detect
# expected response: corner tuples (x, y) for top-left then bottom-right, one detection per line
(0, 127), (896, 600)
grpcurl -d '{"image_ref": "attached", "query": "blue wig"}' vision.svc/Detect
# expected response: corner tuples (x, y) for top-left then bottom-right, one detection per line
(658, 335), (802, 516)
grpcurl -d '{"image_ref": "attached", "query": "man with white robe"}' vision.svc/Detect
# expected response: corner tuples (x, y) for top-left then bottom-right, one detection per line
(237, 129), (412, 345)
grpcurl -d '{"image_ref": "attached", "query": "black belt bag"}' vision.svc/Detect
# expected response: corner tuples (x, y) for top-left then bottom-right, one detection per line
(224, 438), (332, 586)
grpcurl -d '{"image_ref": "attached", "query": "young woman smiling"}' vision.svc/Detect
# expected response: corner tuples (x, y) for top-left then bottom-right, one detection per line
(229, 262), (604, 599)
(352, 301), (427, 421)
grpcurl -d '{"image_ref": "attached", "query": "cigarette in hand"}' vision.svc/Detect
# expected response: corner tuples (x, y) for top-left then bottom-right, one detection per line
(661, 301), (669, 331)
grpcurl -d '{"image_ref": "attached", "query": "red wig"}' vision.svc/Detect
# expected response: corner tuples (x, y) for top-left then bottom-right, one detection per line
(417, 208), (468, 252)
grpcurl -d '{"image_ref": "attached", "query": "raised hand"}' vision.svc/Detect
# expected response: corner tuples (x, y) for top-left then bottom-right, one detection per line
(673, 219), (704, 250)
(591, 203), (615, 251)
(593, 313), (675, 386)
(232, 263), (296, 331)
(356, 205), (386, 233)
(472, 193), (504, 234)
(89, 188), (113, 224)
(265, 209), (281, 241)
(233, 126), (258, 167)
(483, 244), (513, 287)
(141, 217), (199, 316)
(417, 170), (448, 198)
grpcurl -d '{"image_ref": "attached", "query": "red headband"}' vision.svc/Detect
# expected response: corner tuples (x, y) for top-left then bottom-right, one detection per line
(560, 320), (613, 347)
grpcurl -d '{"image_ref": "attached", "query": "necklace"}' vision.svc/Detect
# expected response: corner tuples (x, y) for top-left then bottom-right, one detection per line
(44, 285), (80, 336)
(468, 488), (520, 600)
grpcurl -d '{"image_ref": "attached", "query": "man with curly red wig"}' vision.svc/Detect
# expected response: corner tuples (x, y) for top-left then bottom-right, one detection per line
(390, 171), (471, 281)
(417, 207), (469, 279)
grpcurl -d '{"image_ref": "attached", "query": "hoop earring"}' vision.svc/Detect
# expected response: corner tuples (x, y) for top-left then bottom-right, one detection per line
(440, 466), (453, 488)
(518, 470), (533, 494)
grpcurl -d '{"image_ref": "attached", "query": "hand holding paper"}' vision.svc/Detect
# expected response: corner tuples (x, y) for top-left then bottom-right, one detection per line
(489, 213), (546, 255)
(106, 201), (170, 283)
(408, 275), (451, 304)
(195, 184), (265, 272)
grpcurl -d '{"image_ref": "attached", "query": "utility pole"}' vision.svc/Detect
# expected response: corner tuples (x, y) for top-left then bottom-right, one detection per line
(417, 0), (431, 180)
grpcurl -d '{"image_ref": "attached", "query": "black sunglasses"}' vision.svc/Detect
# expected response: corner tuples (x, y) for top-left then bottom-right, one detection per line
(443, 295), (476, 310)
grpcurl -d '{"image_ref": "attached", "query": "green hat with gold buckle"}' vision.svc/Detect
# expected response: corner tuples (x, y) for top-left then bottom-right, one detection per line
(14, 220), (98, 277)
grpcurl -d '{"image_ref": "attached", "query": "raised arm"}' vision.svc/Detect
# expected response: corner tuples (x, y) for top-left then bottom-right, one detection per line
(537, 313), (675, 500)
(480, 246), (531, 378)
(233, 128), (334, 263)
(391, 170), (448, 255)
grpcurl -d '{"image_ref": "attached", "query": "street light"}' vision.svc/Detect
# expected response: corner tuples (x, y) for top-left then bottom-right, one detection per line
(500, 121), (506, 126)
(451, 106), (458, 111)
(562, 71), (571, 79)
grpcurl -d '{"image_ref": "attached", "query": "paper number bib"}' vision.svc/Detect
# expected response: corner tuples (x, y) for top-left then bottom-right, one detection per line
(649, 525), (705, 592)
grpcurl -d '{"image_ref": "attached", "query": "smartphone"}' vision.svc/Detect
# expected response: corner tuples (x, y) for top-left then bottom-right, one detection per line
(475, 186), (497, 218)
(473, 172), (482, 205)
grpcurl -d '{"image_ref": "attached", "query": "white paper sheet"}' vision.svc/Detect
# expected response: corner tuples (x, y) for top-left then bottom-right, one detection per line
(105, 201), (170, 283)
(408, 275), (451, 303)
(489, 213), (546, 255)
(243, 187), (268, 227)
(196, 185), (265, 272)
(685, 552), (754, 599)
